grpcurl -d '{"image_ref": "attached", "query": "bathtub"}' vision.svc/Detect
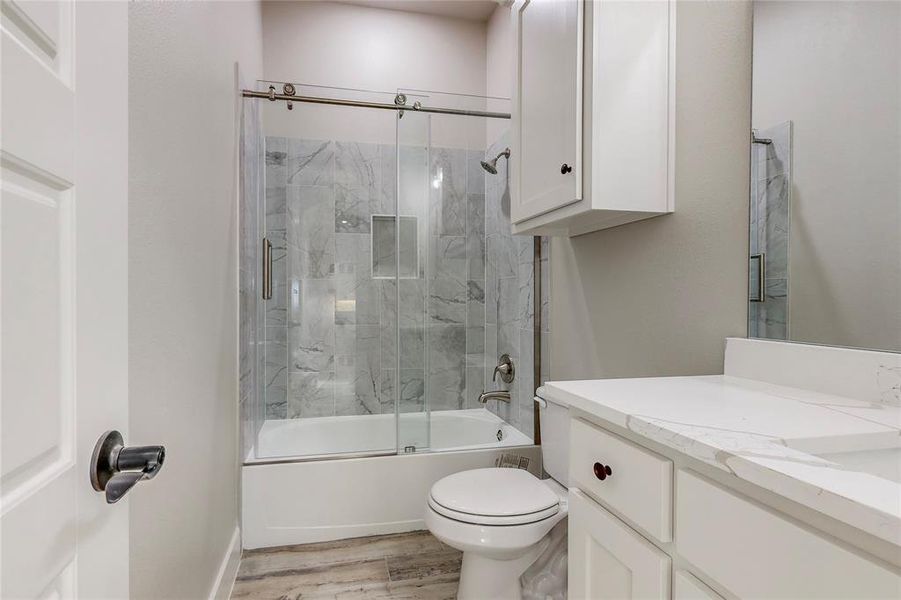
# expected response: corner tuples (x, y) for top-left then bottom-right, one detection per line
(248, 408), (532, 460)
(242, 408), (539, 548)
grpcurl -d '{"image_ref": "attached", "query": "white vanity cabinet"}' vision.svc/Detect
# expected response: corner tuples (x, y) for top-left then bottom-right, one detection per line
(511, 0), (675, 236)
(569, 489), (671, 599)
(567, 416), (901, 599)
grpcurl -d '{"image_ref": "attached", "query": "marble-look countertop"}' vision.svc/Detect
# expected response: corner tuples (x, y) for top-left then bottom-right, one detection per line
(542, 375), (901, 547)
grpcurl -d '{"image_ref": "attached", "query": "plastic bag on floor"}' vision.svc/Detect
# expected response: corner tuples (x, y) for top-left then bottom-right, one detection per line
(520, 519), (567, 600)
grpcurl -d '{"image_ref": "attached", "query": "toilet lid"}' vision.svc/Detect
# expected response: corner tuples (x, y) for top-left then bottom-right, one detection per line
(429, 468), (560, 525)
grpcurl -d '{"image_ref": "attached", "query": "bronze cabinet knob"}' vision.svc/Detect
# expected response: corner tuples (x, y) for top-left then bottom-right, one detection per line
(593, 462), (613, 481)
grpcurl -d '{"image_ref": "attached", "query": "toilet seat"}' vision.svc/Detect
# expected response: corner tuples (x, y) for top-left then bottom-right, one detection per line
(428, 496), (560, 525)
(428, 468), (560, 526)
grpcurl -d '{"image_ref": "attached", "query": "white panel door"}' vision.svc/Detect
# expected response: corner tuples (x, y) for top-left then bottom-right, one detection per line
(512, 0), (582, 223)
(568, 489), (670, 600)
(1, 1), (129, 598)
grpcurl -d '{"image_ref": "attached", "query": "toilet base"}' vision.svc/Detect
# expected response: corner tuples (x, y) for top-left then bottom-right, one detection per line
(456, 538), (548, 600)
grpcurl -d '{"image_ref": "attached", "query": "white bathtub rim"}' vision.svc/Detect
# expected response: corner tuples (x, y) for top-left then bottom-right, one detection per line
(244, 442), (537, 466)
(245, 408), (532, 464)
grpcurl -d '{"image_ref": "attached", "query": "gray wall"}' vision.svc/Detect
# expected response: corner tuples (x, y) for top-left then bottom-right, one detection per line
(128, 2), (263, 598)
(550, 1), (752, 380)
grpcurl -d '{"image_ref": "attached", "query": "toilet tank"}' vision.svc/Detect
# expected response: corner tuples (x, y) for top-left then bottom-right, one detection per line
(537, 388), (569, 486)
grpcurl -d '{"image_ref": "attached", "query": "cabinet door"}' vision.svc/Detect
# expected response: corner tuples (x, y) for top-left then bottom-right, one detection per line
(569, 489), (670, 600)
(674, 571), (723, 600)
(512, 0), (583, 224)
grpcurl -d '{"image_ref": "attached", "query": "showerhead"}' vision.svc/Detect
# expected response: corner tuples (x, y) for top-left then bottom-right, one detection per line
(480, 159), (498, 175)
(480, 147), (511, 175)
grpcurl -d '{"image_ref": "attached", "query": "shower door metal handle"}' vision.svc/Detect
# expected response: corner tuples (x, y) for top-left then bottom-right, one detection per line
(262, 237), (272, 300)
(750, 253), (765, 302)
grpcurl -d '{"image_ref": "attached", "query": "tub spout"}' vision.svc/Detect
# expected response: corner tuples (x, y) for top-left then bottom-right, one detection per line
(478, 390), (511, 404)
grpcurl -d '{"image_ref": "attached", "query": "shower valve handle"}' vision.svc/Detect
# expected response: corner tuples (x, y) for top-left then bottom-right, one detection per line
(492, 354), (515, 384)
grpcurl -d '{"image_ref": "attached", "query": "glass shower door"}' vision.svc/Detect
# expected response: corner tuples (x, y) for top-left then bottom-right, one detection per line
(394, 89), (511, 452)
(247, 82), (523, 460)
(394, 97), (431, 452)
(256, 84), (406, 459)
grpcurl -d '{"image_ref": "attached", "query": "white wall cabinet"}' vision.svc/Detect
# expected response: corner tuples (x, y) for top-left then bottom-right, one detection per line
(512, 0), (675, 236)
(568, 415), (901, 599)
(512, 0), (583, 222)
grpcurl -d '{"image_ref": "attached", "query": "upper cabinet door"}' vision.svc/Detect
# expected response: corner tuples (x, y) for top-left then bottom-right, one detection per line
(512, 0), (583, 223)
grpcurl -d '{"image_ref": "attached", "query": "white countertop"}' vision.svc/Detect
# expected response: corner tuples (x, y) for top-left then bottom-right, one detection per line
(543, 374), (901, 547)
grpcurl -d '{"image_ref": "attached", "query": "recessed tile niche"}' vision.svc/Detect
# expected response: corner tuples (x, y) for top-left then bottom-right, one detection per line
(371, 214), (418, 279)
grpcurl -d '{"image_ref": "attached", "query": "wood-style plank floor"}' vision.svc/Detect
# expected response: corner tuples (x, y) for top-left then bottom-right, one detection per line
(231, 531), (462, 600)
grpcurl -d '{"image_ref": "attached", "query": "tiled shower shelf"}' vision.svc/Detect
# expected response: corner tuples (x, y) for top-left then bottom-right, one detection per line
(371, 214), (419, 279)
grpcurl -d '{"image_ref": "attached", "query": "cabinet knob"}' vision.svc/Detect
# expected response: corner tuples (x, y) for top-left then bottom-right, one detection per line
(593, 462), (613, 481)
(560, 163), (573, 174)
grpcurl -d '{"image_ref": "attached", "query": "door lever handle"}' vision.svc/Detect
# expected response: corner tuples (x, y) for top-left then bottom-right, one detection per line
(90, 430), (165, 504)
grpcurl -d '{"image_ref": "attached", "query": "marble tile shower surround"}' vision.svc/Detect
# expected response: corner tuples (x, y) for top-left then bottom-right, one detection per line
(749, 121), (791, 341)
(255, 131), (549, 444)
(483, 131), (550, 441)
(239, 96), (264, 460)
(260, 136), (486, 427)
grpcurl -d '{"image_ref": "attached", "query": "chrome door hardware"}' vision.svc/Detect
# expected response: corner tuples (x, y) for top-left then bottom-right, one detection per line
(750, 253), (765, 302)
(262, 237), (273, 300)
(90, 430), (165, 504)
(493, 354), (515, 384)
(243, 88), (511, 119)
(283, 83), (296, 110)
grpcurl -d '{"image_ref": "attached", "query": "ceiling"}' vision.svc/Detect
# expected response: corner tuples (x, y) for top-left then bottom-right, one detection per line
(333, 0), (500, 22)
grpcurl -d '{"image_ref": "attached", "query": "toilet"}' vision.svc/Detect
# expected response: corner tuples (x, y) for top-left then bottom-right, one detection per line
(425, 394), (569, 600)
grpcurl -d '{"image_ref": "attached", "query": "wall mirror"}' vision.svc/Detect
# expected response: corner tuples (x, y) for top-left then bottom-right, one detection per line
(749, 0), (900, 352)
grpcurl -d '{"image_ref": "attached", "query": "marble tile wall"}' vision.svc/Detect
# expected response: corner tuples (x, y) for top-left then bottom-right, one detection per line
(749, 121), (791, 341)
(483, 131), (550, 442)
(239, 96), (264, 460)
(262, 136), (491, 424)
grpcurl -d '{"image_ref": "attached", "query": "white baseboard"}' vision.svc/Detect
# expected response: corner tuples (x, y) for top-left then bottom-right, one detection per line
(209, 526), (242, 600)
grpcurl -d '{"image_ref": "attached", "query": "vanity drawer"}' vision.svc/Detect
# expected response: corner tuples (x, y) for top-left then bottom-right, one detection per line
(570, 418), (673, 542)
(677, 470), (901, 599)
